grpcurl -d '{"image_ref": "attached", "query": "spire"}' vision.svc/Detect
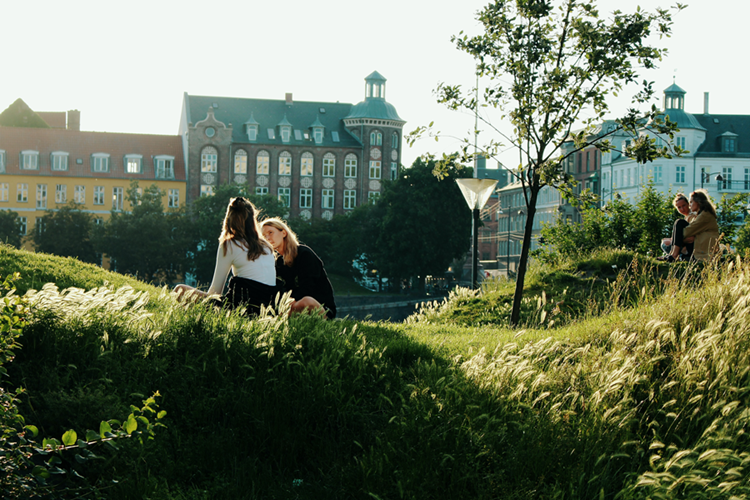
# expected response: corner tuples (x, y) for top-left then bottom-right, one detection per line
(365, 71), (387, 100)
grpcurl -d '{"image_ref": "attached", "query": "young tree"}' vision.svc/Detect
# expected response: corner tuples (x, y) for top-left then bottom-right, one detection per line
(716, 192), (749, 246)
(0, 210), (22, 248)
(413, 0), (683, 325)
(32, 202), (97, 263)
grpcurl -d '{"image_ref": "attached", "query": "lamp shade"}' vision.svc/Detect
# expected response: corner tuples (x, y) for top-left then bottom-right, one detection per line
(456, 178), (498, 209)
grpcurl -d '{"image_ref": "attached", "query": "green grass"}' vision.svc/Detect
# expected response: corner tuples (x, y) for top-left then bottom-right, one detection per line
(3, 244), (750, 499)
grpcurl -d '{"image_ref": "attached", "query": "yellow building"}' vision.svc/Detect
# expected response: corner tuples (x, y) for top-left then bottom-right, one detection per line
(0, 106), (186, 256)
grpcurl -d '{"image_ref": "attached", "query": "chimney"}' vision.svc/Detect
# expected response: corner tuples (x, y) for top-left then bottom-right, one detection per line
(285, 93), (293, 106)
(704, 92), (709, 115)
(67, 109), (81, 131)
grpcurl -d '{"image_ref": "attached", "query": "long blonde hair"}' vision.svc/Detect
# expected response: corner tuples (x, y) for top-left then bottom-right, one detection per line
(220, 197), (271, 260)
(261, 218), (299, 266)
(689, 189), (717, 218)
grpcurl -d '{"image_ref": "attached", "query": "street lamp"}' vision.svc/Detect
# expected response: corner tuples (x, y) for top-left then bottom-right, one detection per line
(701, 171), (723, 189)
(456, 178), (498, 289)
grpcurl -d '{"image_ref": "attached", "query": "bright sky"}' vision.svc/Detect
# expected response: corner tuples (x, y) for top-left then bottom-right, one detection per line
(2, 1), (747, 169)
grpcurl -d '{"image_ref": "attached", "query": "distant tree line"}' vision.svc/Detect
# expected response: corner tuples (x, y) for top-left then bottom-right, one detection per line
(0, 157), (474, 292)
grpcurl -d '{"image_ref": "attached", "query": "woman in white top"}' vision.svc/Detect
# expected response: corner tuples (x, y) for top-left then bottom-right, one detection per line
(175, 197), (277, 315)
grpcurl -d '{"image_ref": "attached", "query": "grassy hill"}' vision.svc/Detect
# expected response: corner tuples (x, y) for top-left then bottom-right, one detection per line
(2, 244), (749, 499)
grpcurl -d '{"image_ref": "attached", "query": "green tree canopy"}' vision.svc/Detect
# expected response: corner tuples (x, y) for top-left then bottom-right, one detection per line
(0, 210), (23, 249)
(414, 0), (683, 324)
(33, 202), (97, 263)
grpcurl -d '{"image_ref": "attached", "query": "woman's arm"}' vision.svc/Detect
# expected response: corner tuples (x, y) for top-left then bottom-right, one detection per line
(684, 212), (713, 238)
(207, 243), (233, 295)
(291, 248), (324, 300)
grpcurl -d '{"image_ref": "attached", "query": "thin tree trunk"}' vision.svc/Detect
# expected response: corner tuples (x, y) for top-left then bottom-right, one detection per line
(510, 188), (538, 327)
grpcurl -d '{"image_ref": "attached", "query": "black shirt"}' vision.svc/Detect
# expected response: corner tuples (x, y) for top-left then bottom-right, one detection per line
(275, 245), (336, 318)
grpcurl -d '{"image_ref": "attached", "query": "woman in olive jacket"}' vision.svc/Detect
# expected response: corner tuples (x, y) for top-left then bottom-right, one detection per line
(659, 189), (720, 262)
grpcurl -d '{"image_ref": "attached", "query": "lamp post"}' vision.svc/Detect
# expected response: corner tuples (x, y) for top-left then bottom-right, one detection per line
(456, 179), (498, 289)
(701, 171), (723, 189)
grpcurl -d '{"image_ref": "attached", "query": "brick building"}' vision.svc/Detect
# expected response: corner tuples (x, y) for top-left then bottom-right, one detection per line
(179, 71), (405, 219)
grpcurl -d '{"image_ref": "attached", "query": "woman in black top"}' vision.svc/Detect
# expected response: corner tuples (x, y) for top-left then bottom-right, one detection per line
(261, 218), (337, 319)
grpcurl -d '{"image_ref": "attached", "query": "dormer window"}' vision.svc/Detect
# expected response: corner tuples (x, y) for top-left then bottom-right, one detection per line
(721, 132), (738, 153)
(314, 128), (323, 144)
(246, 124), (258, 141)
(281, 126), (291, 143)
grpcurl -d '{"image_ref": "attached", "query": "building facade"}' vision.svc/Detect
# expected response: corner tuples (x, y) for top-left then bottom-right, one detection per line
(179, 71), (405, 219)
(0, 107), (186, 250)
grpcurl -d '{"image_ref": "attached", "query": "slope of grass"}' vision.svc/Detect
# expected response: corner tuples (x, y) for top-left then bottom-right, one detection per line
(2, 245), (750, 499)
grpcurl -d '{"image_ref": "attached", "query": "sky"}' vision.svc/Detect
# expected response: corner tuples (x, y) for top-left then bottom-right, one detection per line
(2, 0), (747, 169)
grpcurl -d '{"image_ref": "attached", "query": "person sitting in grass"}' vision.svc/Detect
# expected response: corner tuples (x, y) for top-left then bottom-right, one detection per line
(661, 193), (696, 260)
(261, 217), (337, 319)
(657, 189), (720, 263)
(174, 197), (277, 315)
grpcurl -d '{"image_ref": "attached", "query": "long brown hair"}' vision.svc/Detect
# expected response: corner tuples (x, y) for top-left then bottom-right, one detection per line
(219, 197), (271, 260)
(260, 218), (299, 266)
(689, 189), (717, 218)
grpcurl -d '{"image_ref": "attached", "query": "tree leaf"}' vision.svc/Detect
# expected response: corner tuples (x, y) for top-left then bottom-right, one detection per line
(125, 414), (138, 434)
(62, 429), (77, 446)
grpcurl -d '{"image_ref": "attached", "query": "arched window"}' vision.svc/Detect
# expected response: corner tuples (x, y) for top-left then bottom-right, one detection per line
(234, 150), (247, 174)
(345, 154), (357, 178)
(256, 151), (269, 175)
(301, 152), (314, 176)
(279, 151), (292, 176)
(201, 146), (217, 173)
(370, 130), (382, 146)
(323, 153), (335, 177)
(391, 132), (399, 149)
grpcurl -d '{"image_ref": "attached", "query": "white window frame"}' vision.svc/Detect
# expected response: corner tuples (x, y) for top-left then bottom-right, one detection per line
(301, 153), (313, 176)
(55, 184), (67, 204)
(19, 217), (27, 236)
(675, 165), (686, 184)
(281, 126), (291, 143)
(370, 131), (382, 146)
(234, 150), (247, 174)
(368, 191), (380, 202)
(112, 187), (124, 211)
(257, 151), (270, 175)
(125, 154), (142, 174)
(278, 187), (291, 207)
(74, 185), (85, 204)
(722, 166), (733, 190)
(391, 162), (398, 180)
(21, 150), (39, 170)
(392, 133), (399, 149)
(344, 190), (356, 210)
(322, 189), (334, 209)
(345, 154), (357, 178)
(299, 188), (312, 209)
(0, 183), (7, 202)
(255, 187), (268, 196)
(323, 153), (335, 177)
(168, 189), (180, 208)
(51, 152), (69, 171)
(278, 152), (292, 176)
(246, 124), (258, 141)
(36, 184), (47, 209)
(93, 186), (104, 205)
(313, 128), (323, 144)
(92, 153), (110, 173)
(0, 150), (5, 173)
(200, 185), (215, 197)
(369, 160), (381, 179)
(201, 147), (218, 173)
(155, 155), (175, 179)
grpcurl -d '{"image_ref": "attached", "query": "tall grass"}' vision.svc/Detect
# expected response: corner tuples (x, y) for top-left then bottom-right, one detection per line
(4, 245), (750, 498)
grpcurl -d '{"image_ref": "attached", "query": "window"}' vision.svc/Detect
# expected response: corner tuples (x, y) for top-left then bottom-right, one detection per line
(278, 152), (292, 176)
(0, 183), (7, 202)
(75, 185), (85, 204)
(370, 130), (382, 146)
(391, 162), (398, 180)
(19, 217), (26, 236)
(201, 147), (218, 173)
(301, 153), (313, 176)
(168, 189), (179, 208)
(322, 189), (334, 209)
(331, 131), (340, 143)
(246, 124), (258, 141)
(200, 185), (214, 197)
(745, 168), (750, 190)
(255, 187), (268, 196)
(369, 161), (381, 179)
(281, 126), (291, 143)
(267, 129), (275, 140)
(21, 151), (39, 170)
(125, 155), (141, 173)
(653, 165), (662, 184)
(55, 184), (67, 204)
(0, 150), (5, 173)
(51, 152), (68, 171)
(323, 153), (335, 177)
(313, 128), (323, 144)
(345, 154), (357, 178)
(368, 191), (380, 202)
(392, 133), (399, 149)
(155, 156), (175, 179)
(586, 152), (590, 172)
(300, 189), (312, 208)
(676, 165), (686, 183)
(344, 190), (356, 209)
(675, 137), (686, 149)
(724, 137), (737, 152)
(722, 167), (733, 190)
(35, 217), (44, 237)
(278, 187), (291, 207)
(294, 130), (303, 141)
(92, 153), (109, 172)
(94, 186), (104, 205)
(256, 151), (270, 175)
(112, 187), (124, 211)
(36, 184), (47, 209)
(234, 150), (247, 174)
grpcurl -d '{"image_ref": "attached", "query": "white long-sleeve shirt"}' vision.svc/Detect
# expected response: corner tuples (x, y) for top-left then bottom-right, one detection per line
(207, 240), (276, 295)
